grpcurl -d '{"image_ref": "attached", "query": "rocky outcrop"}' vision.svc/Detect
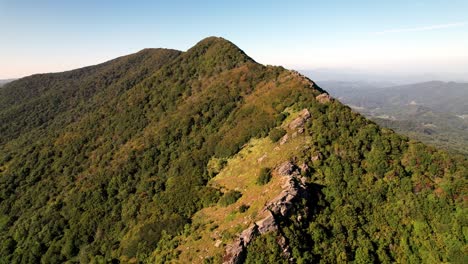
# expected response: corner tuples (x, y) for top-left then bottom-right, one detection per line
(311, 152), (322, 162)
(288, 109), (311, 130)
(257, 154), (267, 163)
(290, 70), (316, 89)
(239, 225), (258, 244)
(277, 161), (296, 176)
(279, 134), (289, 145)
(222, 161), (310, 264)
(256, 210), (277, 234)
(316, 93), (332, 103)
(223, 239), (245, 264)
(266, 162), (308, 217)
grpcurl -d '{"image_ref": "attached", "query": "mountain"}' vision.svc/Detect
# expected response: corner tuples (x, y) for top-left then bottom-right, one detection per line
(321, 81), (468, 155)
(0, 37), (466, 263)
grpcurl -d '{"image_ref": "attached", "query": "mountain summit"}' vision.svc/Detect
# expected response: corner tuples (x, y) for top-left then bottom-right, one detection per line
(0, 37), (466, 263)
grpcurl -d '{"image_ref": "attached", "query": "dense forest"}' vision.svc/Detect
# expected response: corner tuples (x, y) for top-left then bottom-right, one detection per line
(0, 37), (466, 263)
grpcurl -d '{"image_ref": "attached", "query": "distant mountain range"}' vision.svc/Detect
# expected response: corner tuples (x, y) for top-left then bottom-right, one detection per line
(300, 69), (468, 84)
(319, 80), (468, 155)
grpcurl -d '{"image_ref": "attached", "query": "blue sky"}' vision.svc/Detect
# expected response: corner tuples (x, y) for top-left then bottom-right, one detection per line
(1, 0), (467, 79)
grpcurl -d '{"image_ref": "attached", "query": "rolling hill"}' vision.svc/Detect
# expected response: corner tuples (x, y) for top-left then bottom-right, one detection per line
(322, 81), (468, 155)
(0, 37), (466, 263)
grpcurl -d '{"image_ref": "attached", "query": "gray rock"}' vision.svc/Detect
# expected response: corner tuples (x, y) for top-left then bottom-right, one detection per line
(256, 211), (277, 234)
(316, 93), (332, 103)
(288, 109), (311, 130)
(223, 161), (311, 264)
(239, 225), (257, 245)
(311, 152), (322, 161)
(279, 134), (289, 145)
(277, 161), (295, 176)
(300, 108), (311, 119)
(223, 239), (244, 264)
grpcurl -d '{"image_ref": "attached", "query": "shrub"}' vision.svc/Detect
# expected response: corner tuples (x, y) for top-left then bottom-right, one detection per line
(256, 168), (272, 185)
(218, 190), (242, 207)
(239, 204), (249, 213)
(207, 157), (227, 177)
(275, 112), (289, 125)
(269, 128), (286, 142)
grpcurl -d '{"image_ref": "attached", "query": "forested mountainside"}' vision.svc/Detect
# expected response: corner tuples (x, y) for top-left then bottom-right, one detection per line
(0, 37), (466, 263)
(322, 81), (468, 156)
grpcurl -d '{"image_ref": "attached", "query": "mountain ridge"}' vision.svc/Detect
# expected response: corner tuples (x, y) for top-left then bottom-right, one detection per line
(0, 37), (466, 263)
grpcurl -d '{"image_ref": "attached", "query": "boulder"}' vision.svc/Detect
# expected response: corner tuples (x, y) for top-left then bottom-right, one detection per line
(288, 109), (311, 130)
(215, 239), (223, 248)
(300, 108), (311, 119)
(311, 152), (322, 162)
(279, 134), (289, 145)
(316, 93), (332, 103)
(277, 161), (295, 176)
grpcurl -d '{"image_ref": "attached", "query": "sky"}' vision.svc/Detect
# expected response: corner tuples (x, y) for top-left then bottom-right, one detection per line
(1, 0), (468, 81)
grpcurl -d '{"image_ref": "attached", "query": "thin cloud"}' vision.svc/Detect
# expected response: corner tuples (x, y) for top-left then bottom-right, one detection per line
(374, 22), (467, 35)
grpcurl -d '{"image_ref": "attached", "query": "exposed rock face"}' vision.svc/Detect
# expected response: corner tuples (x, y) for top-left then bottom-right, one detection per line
(316, 93), (332, 103)
(277, 161), (296, 176)
(256, 210), (277, 234)
(266, 163), (308, 217)
(223, 239), (245, 264)
(239, 225), (258, 244)
(222, 161), (310, 264)
(288, 109), (311, 130)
